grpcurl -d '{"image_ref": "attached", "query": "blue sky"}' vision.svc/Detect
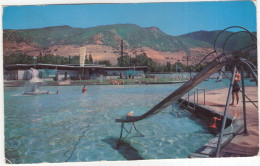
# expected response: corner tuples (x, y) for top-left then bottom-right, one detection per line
(3, 1), (256, 36)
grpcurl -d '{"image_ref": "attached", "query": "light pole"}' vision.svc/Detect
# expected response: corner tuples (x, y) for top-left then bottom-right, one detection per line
(33, 56), (37, 69)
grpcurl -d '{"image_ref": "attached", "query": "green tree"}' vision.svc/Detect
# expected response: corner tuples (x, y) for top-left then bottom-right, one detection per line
(71, 56), (79, 64)
(98, 60), (112, 66)
(38, 52), (43, 63)
(166, 62), (171, 72)
(3, 53), (35, 65)
(89, 54), (93, 64)
(85, 55), (89, 64)
(134, 52), (158, 72)
(194, 64), (205, 72)
(117, 55), (131, 67)
(135, 53), (149, 66)
(3, 53), (80, 65)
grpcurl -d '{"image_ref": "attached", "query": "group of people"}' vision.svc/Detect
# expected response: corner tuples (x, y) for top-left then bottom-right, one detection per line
(110, 79), (125, 85)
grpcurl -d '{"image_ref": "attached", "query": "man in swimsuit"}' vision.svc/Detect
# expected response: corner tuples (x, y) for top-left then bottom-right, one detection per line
(230, 69), (241, 106)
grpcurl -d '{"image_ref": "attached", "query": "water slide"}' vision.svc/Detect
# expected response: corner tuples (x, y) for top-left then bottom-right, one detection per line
(116, 59), (225, 123)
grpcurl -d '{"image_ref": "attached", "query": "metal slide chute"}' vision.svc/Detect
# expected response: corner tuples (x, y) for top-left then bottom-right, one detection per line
(115, 59), (225, 123)
(114, 26), (257, 156)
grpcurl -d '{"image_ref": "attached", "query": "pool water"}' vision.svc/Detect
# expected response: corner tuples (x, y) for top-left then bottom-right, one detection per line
(4, 79), (256, 163)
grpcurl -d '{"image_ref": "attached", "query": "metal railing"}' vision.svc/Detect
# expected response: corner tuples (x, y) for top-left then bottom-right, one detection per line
(186, 88), (206, 109)
(196, 88), (206, 106)
(174, 88), (206, 112)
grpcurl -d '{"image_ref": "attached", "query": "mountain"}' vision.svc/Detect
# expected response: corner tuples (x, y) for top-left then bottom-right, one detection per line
(3, 24), (255, 65)
(180, 30), (256, 52)
(3, 24), (211, 51)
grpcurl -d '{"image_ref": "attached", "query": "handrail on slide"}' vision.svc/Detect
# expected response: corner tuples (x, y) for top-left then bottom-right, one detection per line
(115, 59), (225, 123)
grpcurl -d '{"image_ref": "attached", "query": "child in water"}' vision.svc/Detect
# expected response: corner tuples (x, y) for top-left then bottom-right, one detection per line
(209, 112), (222, 129)
(82, 85), (87, 93)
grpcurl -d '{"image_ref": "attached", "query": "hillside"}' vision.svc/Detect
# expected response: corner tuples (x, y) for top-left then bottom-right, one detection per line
(180, 30), (256, 52)
(3, 24), (255, 65)
(4, 24), (212, 50)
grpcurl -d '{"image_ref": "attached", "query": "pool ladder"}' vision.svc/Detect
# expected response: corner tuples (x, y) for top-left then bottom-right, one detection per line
(187, 88), (206, 109)
(173, 88), (206, 114)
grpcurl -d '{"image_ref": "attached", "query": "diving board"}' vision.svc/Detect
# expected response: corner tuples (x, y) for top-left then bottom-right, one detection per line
(116, 59), (225, 123)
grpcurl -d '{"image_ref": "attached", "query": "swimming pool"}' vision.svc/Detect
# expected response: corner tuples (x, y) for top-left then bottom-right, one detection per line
(4, 79), (256, 163)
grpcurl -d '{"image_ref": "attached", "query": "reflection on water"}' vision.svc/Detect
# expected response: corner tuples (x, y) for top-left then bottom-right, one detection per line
(4, 79), (256, 163)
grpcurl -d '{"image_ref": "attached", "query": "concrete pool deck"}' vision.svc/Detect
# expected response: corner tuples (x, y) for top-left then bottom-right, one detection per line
(188, 86), (259, 157)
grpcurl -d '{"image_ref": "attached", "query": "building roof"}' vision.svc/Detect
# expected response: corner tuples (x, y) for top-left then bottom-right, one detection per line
(4, 63), (147, 70)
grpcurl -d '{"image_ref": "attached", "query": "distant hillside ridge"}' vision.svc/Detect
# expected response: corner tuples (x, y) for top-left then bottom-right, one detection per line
(180, 30), (257, 51)
(3, 24), (212, 52)
(3, 24), (256, 65)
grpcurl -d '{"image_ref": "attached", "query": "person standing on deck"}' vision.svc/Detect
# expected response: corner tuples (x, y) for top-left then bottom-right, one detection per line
(230, 69), (241, 107)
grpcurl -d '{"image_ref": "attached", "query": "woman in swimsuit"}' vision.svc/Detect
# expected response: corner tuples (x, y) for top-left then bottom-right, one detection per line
(230, 69), (241, 106)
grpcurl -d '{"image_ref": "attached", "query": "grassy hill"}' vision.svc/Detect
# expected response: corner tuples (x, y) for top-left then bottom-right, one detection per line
(3, 24), (212, 52)
(180, 30), (256, 51)
(3, 24), (256, 66)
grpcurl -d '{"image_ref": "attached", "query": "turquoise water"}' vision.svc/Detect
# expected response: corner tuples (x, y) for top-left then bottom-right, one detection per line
(4, 79), (256, 163)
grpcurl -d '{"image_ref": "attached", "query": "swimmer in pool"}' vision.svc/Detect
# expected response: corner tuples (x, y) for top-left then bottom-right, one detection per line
(82, 85), (87, 93)
(209, 116), (221, 129)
